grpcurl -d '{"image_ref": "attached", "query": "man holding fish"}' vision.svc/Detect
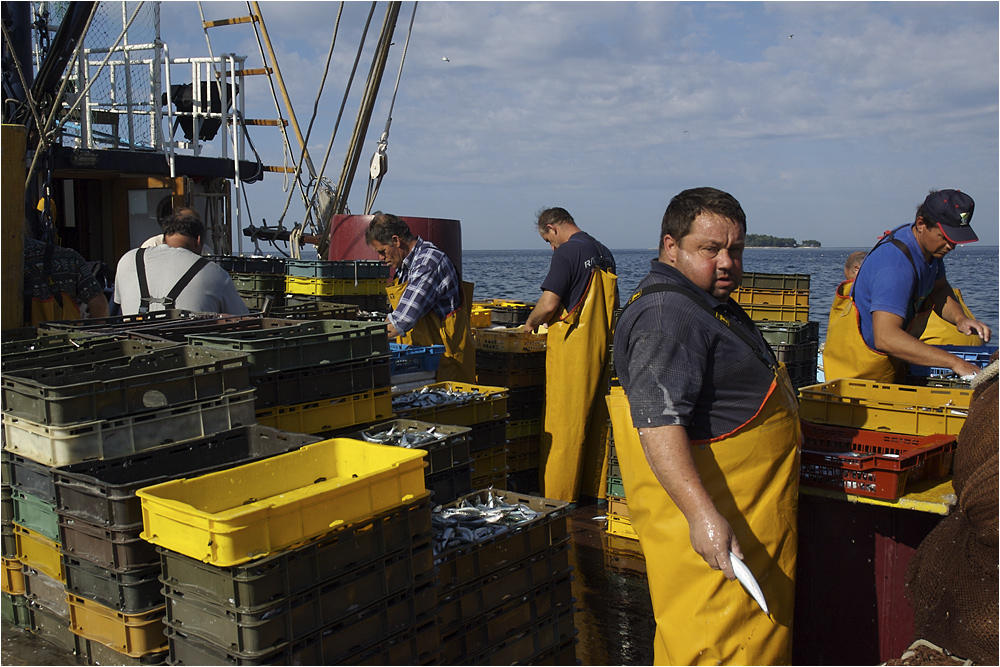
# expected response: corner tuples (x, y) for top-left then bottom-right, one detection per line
(609, 187), (800, 665)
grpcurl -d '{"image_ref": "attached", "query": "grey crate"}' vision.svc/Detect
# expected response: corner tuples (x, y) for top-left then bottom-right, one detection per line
(186, 320), (389, 375)
(158, 498), (433, 612)
(4, 451), (56, 503)
(22, 566), (70, 621)
(755, 321), (820, 346)
(2, 345), (251, 425)
(63, 556), (163, 614)
(251, 356), (391, 409)
(58, 515), (158, 570)
(741, 272), (810, 291)
(54, 425), (321, 529)
(3, 390), (256, 467)
(347, 419), (472, 476)
(1, 339), (178, 374)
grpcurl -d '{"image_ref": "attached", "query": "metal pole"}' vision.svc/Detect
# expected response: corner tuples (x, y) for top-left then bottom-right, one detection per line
(250, 1), (316, 180)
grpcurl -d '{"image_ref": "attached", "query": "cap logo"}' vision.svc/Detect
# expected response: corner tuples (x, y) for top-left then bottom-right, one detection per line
(959, 212), (971, 226)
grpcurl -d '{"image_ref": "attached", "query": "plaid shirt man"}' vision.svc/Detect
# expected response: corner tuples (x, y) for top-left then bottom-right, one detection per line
(388, 237), (462, 335)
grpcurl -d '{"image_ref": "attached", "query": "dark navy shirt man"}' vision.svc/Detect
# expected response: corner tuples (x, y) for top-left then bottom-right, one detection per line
(524, 208), (616, 331)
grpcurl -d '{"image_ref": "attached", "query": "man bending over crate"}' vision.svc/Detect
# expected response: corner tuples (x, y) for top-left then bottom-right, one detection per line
(523, 207), (618, 503)
(610, 187), (800, 664)
(366, 213), (475, 383)
(824, 189), (991, 382)
(114, 208), (248, 316)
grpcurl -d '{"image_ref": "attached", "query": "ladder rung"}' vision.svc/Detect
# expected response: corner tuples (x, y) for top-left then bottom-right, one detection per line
(203, 16), (258, 28)
(242, 119), (288, 127)
(229, 68), (272, 77)
(262, 166), (299, 173)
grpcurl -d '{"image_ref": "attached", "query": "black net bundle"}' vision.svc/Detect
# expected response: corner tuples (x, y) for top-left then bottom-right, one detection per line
(904, 357), (999, 664)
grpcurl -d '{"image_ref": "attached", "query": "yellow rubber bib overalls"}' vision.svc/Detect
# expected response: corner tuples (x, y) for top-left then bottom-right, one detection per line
(824, 279), (901, 382)
(541, 267), (617, 503)
(607, 365), (800, 665)
(386, 280), (476, 384)
(909, 288), (984, 346)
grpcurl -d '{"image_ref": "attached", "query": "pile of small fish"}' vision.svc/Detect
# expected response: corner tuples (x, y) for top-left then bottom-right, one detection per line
(432, 490), (541, 556)
(360, 423), (445, 449)
(392, 386), (486, 413)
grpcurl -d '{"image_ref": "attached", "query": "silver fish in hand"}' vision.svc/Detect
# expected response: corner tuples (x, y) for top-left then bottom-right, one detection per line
(730, 551), (769, 616)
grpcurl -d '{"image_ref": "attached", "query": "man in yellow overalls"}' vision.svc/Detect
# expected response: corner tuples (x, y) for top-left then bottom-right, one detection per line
(365, 213), (475, 383)
(523, 208), (617, 503)
(609, 187), (800, 665)
(824, 189), (991, 382)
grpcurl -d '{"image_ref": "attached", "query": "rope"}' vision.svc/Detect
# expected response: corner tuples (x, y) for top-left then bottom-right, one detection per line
(311, 2), (378, 223)
(365, 1), (418, 214)
(275, 1), (345, 232)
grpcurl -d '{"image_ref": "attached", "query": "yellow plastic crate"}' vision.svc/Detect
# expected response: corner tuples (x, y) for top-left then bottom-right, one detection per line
(734, 288), (809, 308)
(472, 328), (546, 353)
(137, 438), (429, 566)
(68, 595), (168, 658)
(507, 418), (542, 440)
(798, 379), (971, 437)
(255, 388), (393, 435)
(607, 496), (630, 520)
(2, 557), (24, 595)
(470, 305), (492, 329)
(285, 276), (386, 297)
(393, 382), (508, 425)
(13, 524), (63, 583)
(743, 303), (809, 322)
(606, 514), (638, 540)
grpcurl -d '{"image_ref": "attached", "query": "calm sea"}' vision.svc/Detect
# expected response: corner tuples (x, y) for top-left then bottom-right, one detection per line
(461, 246), (1000, 343)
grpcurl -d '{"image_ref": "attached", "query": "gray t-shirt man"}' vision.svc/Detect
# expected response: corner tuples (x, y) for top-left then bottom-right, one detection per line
(114, 245), (248, 315)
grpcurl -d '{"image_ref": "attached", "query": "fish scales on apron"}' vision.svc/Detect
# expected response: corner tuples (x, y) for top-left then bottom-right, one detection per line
(608, 282), (800, 665)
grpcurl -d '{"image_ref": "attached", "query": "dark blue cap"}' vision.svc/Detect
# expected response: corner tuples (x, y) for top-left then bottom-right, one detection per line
(923, 189), (977, 244)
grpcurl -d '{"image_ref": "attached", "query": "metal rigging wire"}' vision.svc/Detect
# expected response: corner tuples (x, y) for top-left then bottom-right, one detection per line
(365, 1), (417, 214)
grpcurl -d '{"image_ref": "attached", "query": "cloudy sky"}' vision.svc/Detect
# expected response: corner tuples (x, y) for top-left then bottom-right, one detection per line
(158, 1), (999, 250)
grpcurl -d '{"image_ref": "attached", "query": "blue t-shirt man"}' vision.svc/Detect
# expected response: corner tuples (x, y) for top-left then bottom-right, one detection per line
(852, 223), (945, 350)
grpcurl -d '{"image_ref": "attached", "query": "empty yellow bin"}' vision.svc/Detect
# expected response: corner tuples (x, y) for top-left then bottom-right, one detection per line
(137, 438), (427, 566)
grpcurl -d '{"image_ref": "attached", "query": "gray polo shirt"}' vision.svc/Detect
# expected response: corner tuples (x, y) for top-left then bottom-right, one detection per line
(613, 260), (777, 442)
(114, 245), (249, 315)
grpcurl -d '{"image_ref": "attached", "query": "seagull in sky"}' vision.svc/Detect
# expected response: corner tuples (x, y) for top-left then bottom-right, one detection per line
(788, 34), (794, 39)
(442, 56), (450, 62)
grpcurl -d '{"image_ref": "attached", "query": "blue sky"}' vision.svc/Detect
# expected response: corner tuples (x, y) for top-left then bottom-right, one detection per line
(158, 1), (999, 251)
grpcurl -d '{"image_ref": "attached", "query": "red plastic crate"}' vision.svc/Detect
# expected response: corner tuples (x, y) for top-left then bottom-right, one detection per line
(800, 421), (956, 458)
(800, 433), (956, 501)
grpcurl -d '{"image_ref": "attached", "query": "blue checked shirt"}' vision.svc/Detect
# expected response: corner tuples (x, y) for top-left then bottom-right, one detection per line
(388, 237), (462, 335)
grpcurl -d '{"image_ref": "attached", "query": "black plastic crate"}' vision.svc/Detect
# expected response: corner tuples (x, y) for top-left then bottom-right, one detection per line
(4, 451), (56, 504)
(477, 367), (546, 389)
(505, 469), (541, 495)
(121, 316), (292, 344)
(162, 577), (438, 665)
(439, 572), (574, 662)
(162, 546), (435, 653)
(346, 419), (472, 476)
(63, 555), (163, 614)
(250, 356), (390, 409)
(469, 608), (577, 666)
(435, 490), (570, 594)
(475, 351), (546, 372)
(285, 259), (390, 280)
(158, 497), (433, 612)
(468, 418), (508, 453)
(489, 302), (533, 327)
(59, 514), (158, 571)
(53, 425), (320, 529)
(206, 255), (285, 274)
(2, 345), (251, 425)
(1, 339), (178, 374)
(754, 321), (820, 346)
(426, 465), (474, 505)
(267, 301), (359, 321)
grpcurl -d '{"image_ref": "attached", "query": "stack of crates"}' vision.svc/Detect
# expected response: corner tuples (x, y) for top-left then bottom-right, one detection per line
(184, 319), (393, 435)
(735, 272), (819, 389)
(392, 381), (509, 491)
(206, 255), (287, 312)
(433, 489), (577, 664)
(285, 259), (390, 314)
(797, 379), (971, 500)
(1, 332), (257, 661)
(347, 419), (473, 505)
(135, 437), (439, 665)
(472, 327), (546, 494)
(603, 428), (638, 541)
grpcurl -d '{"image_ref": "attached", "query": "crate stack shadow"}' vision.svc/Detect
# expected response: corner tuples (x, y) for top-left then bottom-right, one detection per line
(473, 300), (546, 494)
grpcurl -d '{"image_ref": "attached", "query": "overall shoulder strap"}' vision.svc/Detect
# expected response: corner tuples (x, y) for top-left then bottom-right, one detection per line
(136, 248), (152, 313)
(165, 257), (210, 307)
